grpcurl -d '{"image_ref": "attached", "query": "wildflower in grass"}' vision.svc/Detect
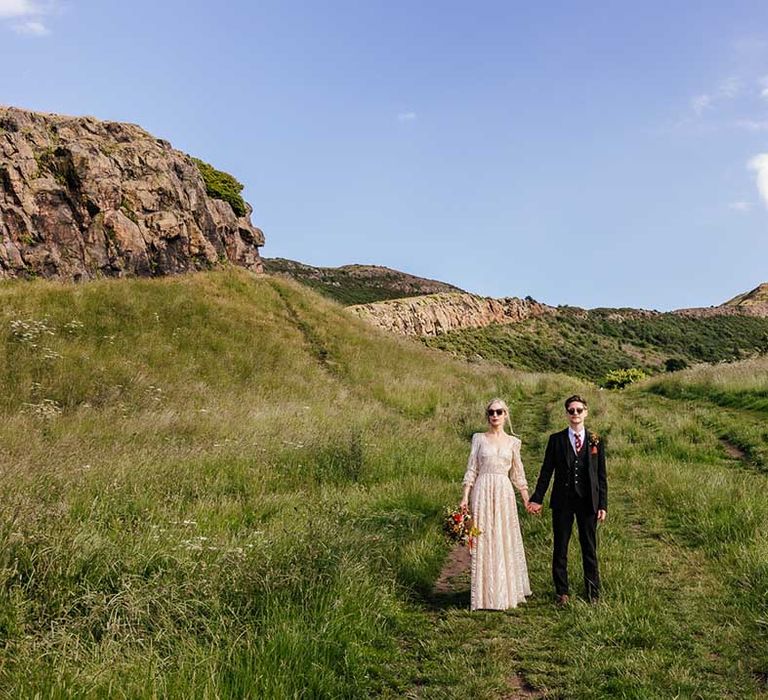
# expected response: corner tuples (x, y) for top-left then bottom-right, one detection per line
(22, 398), (62, 419)
(10, 317), (55, 344)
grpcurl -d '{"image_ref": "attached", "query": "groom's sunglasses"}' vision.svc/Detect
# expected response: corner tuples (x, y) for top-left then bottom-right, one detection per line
(486, 409), (505, 416)
(566, 407), (586, 415)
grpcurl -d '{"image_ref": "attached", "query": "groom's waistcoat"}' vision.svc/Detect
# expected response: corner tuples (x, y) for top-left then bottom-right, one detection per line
(566, 437), (590, 498)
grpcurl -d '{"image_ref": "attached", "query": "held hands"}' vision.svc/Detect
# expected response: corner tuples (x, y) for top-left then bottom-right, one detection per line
(526, 501), (542, 516)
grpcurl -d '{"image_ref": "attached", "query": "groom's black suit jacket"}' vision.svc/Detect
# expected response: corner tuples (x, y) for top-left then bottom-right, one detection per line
(530, 428), (607, 513)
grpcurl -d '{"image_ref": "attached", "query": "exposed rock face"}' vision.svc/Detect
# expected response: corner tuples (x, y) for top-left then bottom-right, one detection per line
(0, 106), (264, 281)
(349, 292), (554, 336)
(673, 305), (768, 318)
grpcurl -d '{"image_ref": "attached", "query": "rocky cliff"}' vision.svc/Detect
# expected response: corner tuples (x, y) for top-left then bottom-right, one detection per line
(349, 292), (554, 336)
(0, 106), (264, 281)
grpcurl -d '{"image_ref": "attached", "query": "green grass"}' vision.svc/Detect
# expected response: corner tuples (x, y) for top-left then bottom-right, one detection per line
(0, 269), (767, 697)
(647, 358), (768, 415)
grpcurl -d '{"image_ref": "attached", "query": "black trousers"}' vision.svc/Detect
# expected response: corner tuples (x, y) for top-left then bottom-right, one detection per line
(552, 493), (600, 599)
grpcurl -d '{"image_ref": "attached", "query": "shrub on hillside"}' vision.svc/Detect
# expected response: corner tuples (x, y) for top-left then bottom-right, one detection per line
(665, 357), (689, 372)
(192, 157), (247, 217)
(603, 367), (647, 389)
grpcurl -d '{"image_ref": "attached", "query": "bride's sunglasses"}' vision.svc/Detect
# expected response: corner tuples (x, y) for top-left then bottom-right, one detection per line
(566, 407), (586, 415)
(486, 408), (505, 416)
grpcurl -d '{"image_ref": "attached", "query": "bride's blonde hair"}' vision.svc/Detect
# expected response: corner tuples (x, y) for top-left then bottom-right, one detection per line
(485, 397), (519, 437)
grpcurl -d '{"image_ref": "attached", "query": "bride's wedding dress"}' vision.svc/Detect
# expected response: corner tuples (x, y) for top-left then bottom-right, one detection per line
(463, 432), (531, 610)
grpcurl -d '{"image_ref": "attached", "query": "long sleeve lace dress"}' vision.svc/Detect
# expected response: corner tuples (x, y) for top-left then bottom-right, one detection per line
(463, 432), (531, 610)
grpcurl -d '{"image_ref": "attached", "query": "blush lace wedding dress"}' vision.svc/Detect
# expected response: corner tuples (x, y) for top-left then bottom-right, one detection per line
(463, 432), (531, 610)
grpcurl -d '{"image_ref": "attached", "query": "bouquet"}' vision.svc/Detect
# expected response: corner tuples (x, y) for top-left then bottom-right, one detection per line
(443, 505), (482, 551)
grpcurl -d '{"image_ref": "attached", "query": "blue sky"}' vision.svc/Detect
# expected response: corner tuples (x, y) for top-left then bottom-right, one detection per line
(2, 1), (768, 309)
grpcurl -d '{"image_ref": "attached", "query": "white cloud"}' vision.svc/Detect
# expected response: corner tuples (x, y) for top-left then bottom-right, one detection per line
(12, 18), (47, 34)
(0, 0), (55, 35)
(728, 201), (752, 212)
(397, 112), (417, 123)
(0, 0), (37, 18)
(690, 77), (742, 118)
(748, 154), (768, 208)
(691, 94), (712, 116)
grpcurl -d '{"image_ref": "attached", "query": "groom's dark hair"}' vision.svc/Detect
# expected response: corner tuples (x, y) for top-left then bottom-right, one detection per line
(564, 394), (588, 409)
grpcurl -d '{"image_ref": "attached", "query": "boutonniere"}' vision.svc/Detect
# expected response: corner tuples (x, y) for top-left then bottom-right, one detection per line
(589, 432), (600, 455)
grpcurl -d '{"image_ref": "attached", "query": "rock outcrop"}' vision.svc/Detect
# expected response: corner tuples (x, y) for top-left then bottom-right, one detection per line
(0, 106), (264, 281)
(673, 304), (768, 318)
(349, 292), (554, 336)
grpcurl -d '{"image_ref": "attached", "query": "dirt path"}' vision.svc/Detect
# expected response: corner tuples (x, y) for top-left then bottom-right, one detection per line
(432, 544), (471, 595)
(431, 544), (543, 698)
(720, 437), (747, 461)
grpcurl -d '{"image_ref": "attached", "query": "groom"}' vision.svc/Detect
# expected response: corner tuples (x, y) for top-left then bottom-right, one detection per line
(527, 395), (607, 604)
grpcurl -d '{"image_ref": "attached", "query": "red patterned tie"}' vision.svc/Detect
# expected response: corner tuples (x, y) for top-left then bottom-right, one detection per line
(574, 433), (582, 453)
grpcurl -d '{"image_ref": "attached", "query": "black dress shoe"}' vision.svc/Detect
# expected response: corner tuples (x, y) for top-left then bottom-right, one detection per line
(555, 594), (570, 607)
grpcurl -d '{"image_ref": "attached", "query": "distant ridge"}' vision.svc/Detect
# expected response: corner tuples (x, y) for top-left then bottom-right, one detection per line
(674, 283), (768, 318)
(340, 280), (768, 380)
(262, 257), (463, 305)
(722, 283), (768, 308)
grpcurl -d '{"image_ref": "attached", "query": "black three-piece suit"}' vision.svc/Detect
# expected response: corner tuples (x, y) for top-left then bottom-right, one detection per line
(530, 428), (608, 599)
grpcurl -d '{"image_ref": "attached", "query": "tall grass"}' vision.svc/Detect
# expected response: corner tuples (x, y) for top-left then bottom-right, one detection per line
(647, 357), (768, 414)
(1, 270), (767, 697)
(0, 270), (567, 696)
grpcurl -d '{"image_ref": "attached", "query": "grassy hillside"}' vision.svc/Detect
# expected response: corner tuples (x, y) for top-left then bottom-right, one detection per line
(0, 269), (563, 697)
(423, 308), (768, 381)
(0, 270), (766, 698)
(262, 257), (463, 305)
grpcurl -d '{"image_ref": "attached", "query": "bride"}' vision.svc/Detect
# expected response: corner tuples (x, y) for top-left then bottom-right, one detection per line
(460, 398), (532, 610)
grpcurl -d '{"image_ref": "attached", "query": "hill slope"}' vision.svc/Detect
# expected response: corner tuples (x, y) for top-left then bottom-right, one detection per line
(262, 257), (463, 304)
(274, 269), (768, 380)
(423, 307), (768, 381)
(0, 269), (766, 697)
(723, 282), (768, 308)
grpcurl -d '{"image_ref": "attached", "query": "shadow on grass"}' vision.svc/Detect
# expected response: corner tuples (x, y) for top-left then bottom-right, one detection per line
(421, 587), (471, 612)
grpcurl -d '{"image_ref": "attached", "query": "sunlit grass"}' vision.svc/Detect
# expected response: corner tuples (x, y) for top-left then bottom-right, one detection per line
(0, 270), (766, 697)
